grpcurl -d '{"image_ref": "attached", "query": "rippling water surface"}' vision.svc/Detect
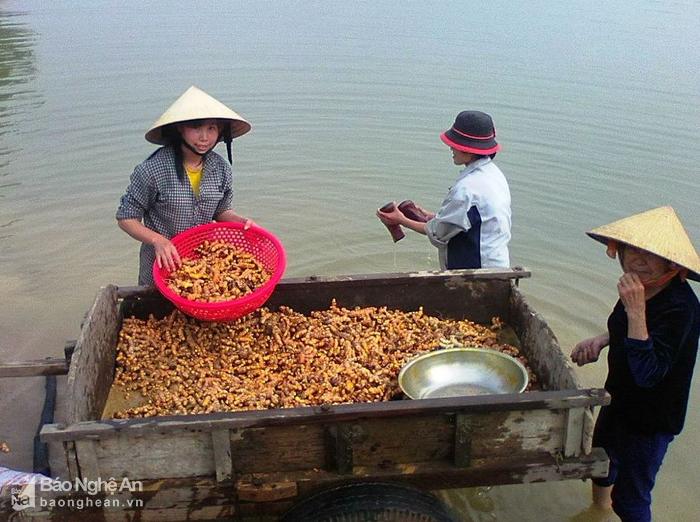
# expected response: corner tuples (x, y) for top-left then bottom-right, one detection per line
(1, 1), (698, 520)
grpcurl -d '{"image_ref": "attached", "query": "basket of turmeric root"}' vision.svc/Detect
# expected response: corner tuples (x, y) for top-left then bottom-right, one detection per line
(153, 222), (286, 321)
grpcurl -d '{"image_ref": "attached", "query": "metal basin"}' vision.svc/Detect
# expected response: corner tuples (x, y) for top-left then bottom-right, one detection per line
(399, 347), (528, 399)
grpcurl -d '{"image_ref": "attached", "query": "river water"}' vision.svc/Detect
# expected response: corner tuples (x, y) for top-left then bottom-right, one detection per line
(0, 1), (698, 520)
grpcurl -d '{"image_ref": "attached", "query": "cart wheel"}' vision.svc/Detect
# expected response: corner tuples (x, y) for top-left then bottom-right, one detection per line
(280, 482), (458, 522)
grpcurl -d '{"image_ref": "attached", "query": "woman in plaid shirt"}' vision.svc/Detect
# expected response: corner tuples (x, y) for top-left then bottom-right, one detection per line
(117, 86), (252, 286)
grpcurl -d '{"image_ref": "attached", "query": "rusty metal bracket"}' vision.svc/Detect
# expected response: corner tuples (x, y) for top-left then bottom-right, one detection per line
(454, 414), (473, 467)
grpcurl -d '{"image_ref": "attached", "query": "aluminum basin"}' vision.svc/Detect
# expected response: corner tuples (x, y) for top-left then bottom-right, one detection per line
(399, 347), (528, 399)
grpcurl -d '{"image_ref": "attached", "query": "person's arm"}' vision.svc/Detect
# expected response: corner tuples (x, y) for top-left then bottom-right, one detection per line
(423, 193), (471, 248)
(618, 272), (648, 340)
(215, 209), (248, 223)
(116, 163), (182, 272)
(571, 333), (610, 366)
(215, 210), (254, 231)
(117, 218), (181, 272)
(403, 218), (428, 234)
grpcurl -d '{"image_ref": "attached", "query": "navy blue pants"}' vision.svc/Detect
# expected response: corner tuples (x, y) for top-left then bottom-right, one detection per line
(592, 407), (674, 522)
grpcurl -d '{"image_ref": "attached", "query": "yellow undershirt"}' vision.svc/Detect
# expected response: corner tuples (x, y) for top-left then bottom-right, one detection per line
(186, 165), (203, 197)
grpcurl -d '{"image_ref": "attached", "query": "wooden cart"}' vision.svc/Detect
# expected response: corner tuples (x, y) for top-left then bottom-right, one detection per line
(2, 269), (609, 520)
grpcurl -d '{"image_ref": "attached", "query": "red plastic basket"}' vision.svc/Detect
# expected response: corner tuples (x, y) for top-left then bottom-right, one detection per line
(153, 222), (286, 321)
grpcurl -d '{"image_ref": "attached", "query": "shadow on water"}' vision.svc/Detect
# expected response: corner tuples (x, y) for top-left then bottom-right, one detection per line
(0, 7), (38, 235)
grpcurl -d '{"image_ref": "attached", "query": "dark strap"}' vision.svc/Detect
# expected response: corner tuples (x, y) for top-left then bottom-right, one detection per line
(223, 125), (233, 164)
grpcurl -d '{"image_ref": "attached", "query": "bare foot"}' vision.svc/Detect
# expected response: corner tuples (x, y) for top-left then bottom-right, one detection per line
(569, 504), (617, 522)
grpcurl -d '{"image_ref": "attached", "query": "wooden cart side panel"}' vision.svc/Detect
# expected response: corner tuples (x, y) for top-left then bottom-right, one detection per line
(66, 285), (121, 424)
(508, 284), (581, 392)
(0, 448), (608, 522)
(237, 449), (609, 498)
(231, 423), (327, 473)
(41, 389), (608, 442)
(267, 273), (513, 324)
(230, 409), (566, 475)
(93, 432), (215, 480)
(118, 270), (525, 323)
(53, 408), (568, 483)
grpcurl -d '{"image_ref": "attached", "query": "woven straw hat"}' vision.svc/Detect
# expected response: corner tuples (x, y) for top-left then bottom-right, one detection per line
(145, 86), (251, 145)
(587, 206), (700, 281)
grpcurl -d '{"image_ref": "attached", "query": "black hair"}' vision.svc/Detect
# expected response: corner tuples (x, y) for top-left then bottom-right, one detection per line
(470, 153), (498, 162)
(161, 124), (187, 183)
(222, 124), (232, 163)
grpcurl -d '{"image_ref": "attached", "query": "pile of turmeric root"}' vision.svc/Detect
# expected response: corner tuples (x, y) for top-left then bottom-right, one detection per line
(113, 302), (537, 418)
(166, 240), (270, 302)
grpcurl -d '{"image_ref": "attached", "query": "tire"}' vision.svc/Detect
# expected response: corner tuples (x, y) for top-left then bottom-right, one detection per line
(280, 482), (458, 522)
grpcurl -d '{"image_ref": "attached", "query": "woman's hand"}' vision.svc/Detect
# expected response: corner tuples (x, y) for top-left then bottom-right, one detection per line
(618, 272), (649, 340)
(414, 203), (435, 220)
(152, 235), (181, 272)
(618, 272), (646, 316)
(571, 333), (610, 366)
(376, 204), (405, 226)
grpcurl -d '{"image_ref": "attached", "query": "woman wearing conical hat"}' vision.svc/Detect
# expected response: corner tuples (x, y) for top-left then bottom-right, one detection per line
(116, 86), (252, 285)
(571, 206), (700, 522)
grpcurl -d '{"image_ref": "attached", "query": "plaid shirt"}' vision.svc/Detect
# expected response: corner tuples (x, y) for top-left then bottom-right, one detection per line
(116, 146), (233, 285)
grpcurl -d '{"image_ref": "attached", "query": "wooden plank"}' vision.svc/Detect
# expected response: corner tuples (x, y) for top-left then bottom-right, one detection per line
(509, 284), (581, 391)
(582, 407), (596, 455)
(237, 480), (298, 502)
(65, 441), (80, 481)
(66, 285), (121, 424)
(41, 388), (609, 442)
(0, 357), (69, 377)
(40, 407), (572, 491)
(454, 414), (473, 467)
(74, 439), (100, 480)
(266, 273), (514, 323)
(237, 447), (610, 494)
(326, 424), (356, 474)
(230, 410), (565, 475)
(97, 477), (233, 509)
(45, 440), (70, 480)
(0, 453), (609, 519)
(117, 269), (529, 322)
(232, 424), (327, 473)
(563, 408), (585, 458)
(212, 429), (233, 482)
(93, 432), (215, 480)
(0, 477), (242, 520)
(345, 416), (452, 467)
(116, 268), (531, 301)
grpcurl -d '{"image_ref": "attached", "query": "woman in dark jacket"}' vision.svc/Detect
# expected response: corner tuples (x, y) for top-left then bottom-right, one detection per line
(571, 206), (700, 522)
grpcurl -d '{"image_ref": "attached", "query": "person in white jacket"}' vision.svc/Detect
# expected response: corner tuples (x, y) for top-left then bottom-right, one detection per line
(377, 110), (511, 269)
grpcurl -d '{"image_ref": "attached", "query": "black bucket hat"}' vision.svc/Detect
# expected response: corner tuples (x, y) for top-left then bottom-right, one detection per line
(440, 110), (501, 155)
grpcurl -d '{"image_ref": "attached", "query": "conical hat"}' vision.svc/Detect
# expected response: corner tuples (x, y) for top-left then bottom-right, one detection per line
(145, 86), (251, 145)
(587, 206), (700, 281)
